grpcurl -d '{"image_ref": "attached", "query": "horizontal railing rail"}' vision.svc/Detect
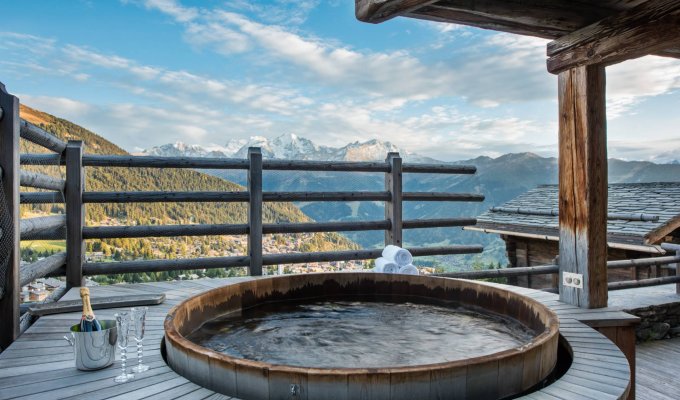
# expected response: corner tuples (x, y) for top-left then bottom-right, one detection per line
(20, 153), (479, 174)
(609, 275), (680, 290)
(434, 264), (559, 280)
(19, 170), (65, 191)
(80, 245), (484, 276)
(20, 191), (63, 204)
(20, 153), (62, 165)
(80, 218), (477, 239)
(434, 250), (680, 288)
(20, 252), (67, 287)
(19, 120), (67, 154)
(73, 191), (485, 204)
(19, 215), (66, 240)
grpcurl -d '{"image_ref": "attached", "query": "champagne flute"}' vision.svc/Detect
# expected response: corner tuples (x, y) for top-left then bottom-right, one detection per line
(113, 312), (134, 383)
(131, 307), (150, 373)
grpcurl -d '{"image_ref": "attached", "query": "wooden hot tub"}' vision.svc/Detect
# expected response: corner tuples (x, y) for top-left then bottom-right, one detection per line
(164, 273), (559, 399)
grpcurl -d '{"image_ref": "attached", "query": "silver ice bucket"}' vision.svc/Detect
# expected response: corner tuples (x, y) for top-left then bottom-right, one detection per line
(64, 320), (117, 370)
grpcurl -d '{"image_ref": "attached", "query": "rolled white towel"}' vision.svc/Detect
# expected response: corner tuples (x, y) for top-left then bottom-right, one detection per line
(375, 257), (399, 274)
(382, 263), (400, 274)
(398, 264), (419, 275)
(382, 245), (413, 266)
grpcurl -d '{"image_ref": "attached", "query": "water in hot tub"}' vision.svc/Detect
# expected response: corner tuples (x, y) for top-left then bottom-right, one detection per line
(187, 300), (536, 368)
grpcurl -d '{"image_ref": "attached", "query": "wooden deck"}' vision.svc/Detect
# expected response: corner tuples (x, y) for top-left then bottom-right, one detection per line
(636, 336), (680, 400)
(0, 277), (670, 400)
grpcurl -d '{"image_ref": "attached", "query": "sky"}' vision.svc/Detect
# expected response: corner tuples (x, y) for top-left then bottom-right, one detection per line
(1, 0), (679, 162)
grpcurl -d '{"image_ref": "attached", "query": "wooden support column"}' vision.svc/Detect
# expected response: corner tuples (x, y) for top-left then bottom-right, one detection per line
(0, 83), (20, 349)
(248, 147), (263, 276)
(385, 152), (403, 246)
(65, 141), (85, 288)
(558, 64), (608, 309)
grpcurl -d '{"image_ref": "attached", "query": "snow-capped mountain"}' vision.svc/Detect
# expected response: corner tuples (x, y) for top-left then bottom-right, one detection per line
(142, 141), (232, 158)
(230, 134), (334, 160)
(141, 133), (438, 163)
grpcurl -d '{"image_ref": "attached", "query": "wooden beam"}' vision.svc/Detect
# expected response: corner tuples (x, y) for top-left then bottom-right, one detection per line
(19, 170), (65, 191)
(547, 0), (680, 74)
(261, 245), (482, 265)
(355, 0), (438, 23)
(19, 252), (66, 287)
(84, 256), (249, 275)
(0, 82), (20, 350)
(645, 215), (680, 246)
(558, 65), (608, 309)
(82, 154), (248, 169)
(429, 0), (613, 35)
(19, 215), (66, 238)
(83, 223), (250, 239)
(406, 5), (562, 38)
(65, 141), (85, 288)
(19, 191), (64, 204)
(19, 120), (67, 154)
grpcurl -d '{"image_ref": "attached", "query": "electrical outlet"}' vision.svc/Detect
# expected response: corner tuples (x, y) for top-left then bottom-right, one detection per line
(563, 272), (583, 289)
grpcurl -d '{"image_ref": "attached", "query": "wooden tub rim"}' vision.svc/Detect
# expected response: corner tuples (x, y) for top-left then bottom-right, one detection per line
(164, 273), (560, 376)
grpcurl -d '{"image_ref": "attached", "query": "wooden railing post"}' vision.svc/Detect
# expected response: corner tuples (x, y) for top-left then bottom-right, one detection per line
(0, 82), (20, 349)
(385, 152), (403, 246)
(65, 141), (85, 288)
(248, 147), (263, 276)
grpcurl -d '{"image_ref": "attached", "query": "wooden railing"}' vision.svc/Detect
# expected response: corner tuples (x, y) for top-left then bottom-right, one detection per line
(17, 144), (485, 278)
(436, 244), (680, 293)
(0, 83), (486, 347)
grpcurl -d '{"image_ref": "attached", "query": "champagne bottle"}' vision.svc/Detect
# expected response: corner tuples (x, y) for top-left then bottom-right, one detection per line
(80, 287), (102, 332)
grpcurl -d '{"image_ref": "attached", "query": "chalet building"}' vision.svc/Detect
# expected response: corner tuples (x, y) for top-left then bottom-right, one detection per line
(468, 182), (680, 289)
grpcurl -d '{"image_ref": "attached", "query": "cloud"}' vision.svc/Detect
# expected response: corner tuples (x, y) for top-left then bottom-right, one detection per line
(138, 0), (198, 22)
(183, 22), (251, 55)
(12, 36), (313, 116)
(19, 94), (93, 117)
(608, 138), (680, 163)
(226, 0), (321, 25)
(607, 56), (680, 118)
(2, 31), (320, 148)
(143, 0), (678, 116)
(0, 32), (56, 56)
(135, 4), (456, 101)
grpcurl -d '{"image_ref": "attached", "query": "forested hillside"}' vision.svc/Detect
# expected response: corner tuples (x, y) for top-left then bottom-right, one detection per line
(20, 105), (358, 283)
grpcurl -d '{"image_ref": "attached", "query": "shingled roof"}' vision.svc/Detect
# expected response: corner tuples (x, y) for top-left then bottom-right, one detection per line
(468, 182), (680, 253)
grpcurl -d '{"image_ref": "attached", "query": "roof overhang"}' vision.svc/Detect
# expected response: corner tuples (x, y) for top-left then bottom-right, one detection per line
(356, 0), (680, 73)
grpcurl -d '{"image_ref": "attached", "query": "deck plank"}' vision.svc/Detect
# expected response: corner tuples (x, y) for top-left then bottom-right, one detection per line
(635, 336), (680, 400)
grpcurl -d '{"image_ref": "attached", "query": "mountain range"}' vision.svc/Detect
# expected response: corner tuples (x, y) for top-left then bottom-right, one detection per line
(142, 135), (680, 269)
(140, 133), (438, 163)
